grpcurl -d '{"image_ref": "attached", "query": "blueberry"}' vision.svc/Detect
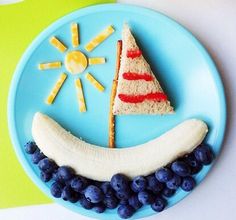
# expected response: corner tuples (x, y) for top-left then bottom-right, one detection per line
(115, 188), (132, 200)
(103, 195), (118, 209)
(56, 166), (75, 182)
(52, 171), (69, 186)
(183, 153), (203, 175)
(80, 195), (93, 209)
(119, 199), (129, 205)
(24, 141), (38, 154)
(38, 158), (57, 174)
(138, 191), (154, 205)
(131, 176), (147, 192)
(61, 185), (74, 201)
(93, 181), (103, 188)
(151, 197), (166, 212)
(52, 170), (61, 182)
(171, 161), (191, 177)
(166, 174), (182, 190)
(40, 171), (52, 182)
(190, 163), (203, 175)
(161, 187), (176, 198)
(31, 149), (45, 164)
(50, 182), (63, 198)
(78, 188), (86, 195)
(111, 174), (129, 191)
(194, 144), (214, 165)
(181, 176), (196, 192)
(86, 179), (96, 186)
(128, 194), (142, 210)
(117, 205), (135, 219)
(146, 175), (164, 193)
(62, 185), (80, 203)
(100, 182), (115, 197)
(93, 203), (106, 213)
(70, 194), (81, 203)
(70, 176), (88, 192)
(155, 168), (173, 183)
(84, 185), (104, 203)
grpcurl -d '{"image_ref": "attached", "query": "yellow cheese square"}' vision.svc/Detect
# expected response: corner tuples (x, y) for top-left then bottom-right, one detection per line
(85, 25), (115, 52)
(45, 73), (67, 104)
(85, 73), (104, 92)
(75, 78), (86, 112)
(38, 61), (61, 70)
(50, 36), (67, 52)
(71, 23), (79, 47)
(88, 57), (106, 65)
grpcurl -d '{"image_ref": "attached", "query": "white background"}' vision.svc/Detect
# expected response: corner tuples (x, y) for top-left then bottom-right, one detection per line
(1, 0), (236, 219)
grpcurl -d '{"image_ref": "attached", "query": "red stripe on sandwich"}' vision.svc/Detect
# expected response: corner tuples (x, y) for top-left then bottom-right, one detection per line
(126, 49), (142, 59)
(118, 92), (167, 103)
(123, 72), (153, 81)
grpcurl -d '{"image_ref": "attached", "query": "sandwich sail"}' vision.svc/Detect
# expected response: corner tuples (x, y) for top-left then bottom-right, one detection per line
(113, 24), (174, 115)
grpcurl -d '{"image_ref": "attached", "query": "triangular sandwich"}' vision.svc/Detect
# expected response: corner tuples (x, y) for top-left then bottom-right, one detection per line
(113, 24), (174, 115)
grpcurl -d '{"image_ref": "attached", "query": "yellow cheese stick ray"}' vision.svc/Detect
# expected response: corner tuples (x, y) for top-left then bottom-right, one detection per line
(38, 61), (61, 70)
(85, 73), (105, 92)
(75, 78), (86, 112)
(46, 73), (67, 105)
(71, 23), (79, 47)
(85, 25), (115, 52)
(88, 57), (106, 65)
(50, 36), (67, 52)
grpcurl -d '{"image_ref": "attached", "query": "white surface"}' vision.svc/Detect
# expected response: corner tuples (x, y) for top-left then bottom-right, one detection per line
(1, 0), (236, 219)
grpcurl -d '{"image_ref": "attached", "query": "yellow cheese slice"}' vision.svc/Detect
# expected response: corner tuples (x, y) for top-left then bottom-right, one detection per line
(75, 78), (86, 112)
(71, 23), (79, 48)
(85, 73), (104, 92)
(85, 25), (114, 52)
(38, 61), (61, 70)
(88, 57), (106, 65)
(45, 73), (67, 105)
(50, 36), (67, 52)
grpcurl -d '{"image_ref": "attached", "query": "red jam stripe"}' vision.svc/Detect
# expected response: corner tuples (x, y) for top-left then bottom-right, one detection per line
(118, 92), (167, 103)
(123, 72), (153, 81)
(126, 49), (142, 59)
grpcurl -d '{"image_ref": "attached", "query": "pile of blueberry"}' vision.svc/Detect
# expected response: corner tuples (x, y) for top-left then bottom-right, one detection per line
(25, 142), (214, 219)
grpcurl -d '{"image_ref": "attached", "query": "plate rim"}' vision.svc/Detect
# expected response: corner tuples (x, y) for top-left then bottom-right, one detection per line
(7, 3), (227, 220)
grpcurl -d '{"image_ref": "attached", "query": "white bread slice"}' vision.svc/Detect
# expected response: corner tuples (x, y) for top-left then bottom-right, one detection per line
(113, 24), (174, 115)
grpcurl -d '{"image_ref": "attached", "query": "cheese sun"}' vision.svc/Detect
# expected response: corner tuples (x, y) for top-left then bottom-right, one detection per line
(38, 24), (115, 112)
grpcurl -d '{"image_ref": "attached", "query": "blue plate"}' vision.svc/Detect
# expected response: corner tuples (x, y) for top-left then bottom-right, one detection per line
(8, 3), (226, 220)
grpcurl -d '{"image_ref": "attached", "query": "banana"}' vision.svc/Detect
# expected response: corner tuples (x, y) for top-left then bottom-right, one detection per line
(32, 112), (208, 181)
